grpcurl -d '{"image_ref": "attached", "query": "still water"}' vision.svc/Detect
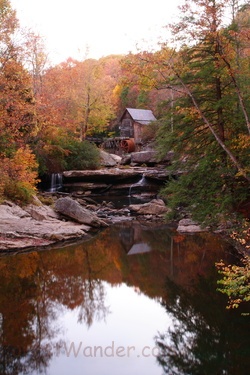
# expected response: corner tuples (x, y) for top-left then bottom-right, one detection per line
(0, 221), (249, 375)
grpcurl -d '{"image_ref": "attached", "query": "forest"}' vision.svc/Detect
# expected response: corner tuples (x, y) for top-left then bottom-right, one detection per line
(0, 0), (249, 290)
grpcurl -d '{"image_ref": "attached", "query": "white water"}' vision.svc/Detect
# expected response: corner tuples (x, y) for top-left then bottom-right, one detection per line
(50, 173), (63, 192)
(128, 175), (147, 197)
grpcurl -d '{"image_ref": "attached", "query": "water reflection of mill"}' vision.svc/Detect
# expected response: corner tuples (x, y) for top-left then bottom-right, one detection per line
(119, 222), (176, 278)
(119, 222), (152, 255)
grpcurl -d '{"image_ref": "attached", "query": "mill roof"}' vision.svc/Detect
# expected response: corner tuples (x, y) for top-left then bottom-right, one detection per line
(122, 108), (157, 125)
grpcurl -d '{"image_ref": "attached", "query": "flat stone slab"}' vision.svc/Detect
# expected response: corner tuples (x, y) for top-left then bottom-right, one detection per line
(143, 169), (172, 181)
(0, 217), (90, 250)
(63, 168), (141, 182)
(0, 201), (92, 252)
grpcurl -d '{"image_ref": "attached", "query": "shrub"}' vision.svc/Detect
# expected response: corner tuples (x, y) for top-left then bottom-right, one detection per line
(64, 140), (100, 170)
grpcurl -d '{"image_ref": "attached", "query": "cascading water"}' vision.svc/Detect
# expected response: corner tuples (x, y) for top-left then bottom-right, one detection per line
(128, 174), (147, 197)
(49, 173), (63, 192)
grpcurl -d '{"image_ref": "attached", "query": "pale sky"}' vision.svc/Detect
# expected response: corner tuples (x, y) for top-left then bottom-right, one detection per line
(10, 0), (183, 64)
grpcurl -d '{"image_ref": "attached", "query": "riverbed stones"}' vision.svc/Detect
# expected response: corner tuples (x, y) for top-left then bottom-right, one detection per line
(177, 218), (206, 233)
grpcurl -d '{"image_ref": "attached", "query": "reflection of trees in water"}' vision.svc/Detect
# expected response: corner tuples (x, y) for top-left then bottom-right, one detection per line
(77, 278), (110, 327)
(77, 248), (110, 327)
(26, 264), (65, 375)
(155, 277), (250, 375)
(0, 247), (111, 375)
(0, 223), (243, 374)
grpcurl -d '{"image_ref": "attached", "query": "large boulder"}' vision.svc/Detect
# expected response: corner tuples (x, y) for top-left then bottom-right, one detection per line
(129, 199), (169, 216)
(55, 197), (108, 227)
(99, 150), (121, 167)
(131, 151), (158, 165)
(130, 151), (173, 166)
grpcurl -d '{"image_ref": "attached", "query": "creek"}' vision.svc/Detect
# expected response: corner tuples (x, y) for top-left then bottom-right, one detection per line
(0, 221), (249, 375)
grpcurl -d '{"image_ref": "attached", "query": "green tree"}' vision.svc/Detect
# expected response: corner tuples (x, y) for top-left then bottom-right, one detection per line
(124, 0), (250, 225)
(64, 138), (100, 170)
(166, 0), (249, 223)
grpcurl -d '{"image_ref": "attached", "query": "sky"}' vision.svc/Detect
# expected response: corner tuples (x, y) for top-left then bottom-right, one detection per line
(10, 0), (183, 65)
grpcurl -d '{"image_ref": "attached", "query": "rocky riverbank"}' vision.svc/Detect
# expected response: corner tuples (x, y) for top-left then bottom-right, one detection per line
(0, 195), (175, 253)
(1, 193), (245, 254)
(0, 151), (175, 253)
(0, 150), (226, 253)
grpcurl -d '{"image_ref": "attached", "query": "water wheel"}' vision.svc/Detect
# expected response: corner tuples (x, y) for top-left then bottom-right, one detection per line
(120, 138), (135, 153)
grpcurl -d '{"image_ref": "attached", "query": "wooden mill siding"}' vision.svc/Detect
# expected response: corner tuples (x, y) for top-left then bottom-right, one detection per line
(120, 111), (134, 138)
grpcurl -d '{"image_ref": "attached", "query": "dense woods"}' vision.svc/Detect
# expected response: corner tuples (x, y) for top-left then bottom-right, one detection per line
(0, 0), (249, 230)
(121, 0), (250, 226)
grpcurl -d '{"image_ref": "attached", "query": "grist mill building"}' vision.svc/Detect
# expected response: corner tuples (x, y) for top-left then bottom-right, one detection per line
(119, 108), (157, 146)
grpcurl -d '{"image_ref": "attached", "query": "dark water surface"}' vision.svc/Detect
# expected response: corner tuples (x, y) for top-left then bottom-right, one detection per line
(0, 221), (249, 375)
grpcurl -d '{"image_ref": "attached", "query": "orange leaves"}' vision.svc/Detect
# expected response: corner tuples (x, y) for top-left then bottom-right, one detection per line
(0, 146), (39, 203)
(11, 146), (38, 183)
(0, 58), (37, 150)
(40, 56), (121, 138)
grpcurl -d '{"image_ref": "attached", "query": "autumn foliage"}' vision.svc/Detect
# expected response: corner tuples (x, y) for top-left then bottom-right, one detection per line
(0, 0), (249, 225)
(0, 146), (39, 204)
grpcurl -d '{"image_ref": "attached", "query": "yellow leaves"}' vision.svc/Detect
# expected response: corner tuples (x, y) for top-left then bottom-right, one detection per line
(217, 253), (250, 312)
(229, 223), (250, 249)
(113, 84), (122, 98)
(231, 134), (250, 150)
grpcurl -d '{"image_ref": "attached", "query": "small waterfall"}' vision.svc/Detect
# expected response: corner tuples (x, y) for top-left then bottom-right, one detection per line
(128, 174), (147, 197)
(49, 173), (63, 192)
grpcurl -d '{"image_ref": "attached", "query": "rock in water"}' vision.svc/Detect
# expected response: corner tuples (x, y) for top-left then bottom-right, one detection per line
(177, 218), (206, 233)
(55, 197), (108, 227)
